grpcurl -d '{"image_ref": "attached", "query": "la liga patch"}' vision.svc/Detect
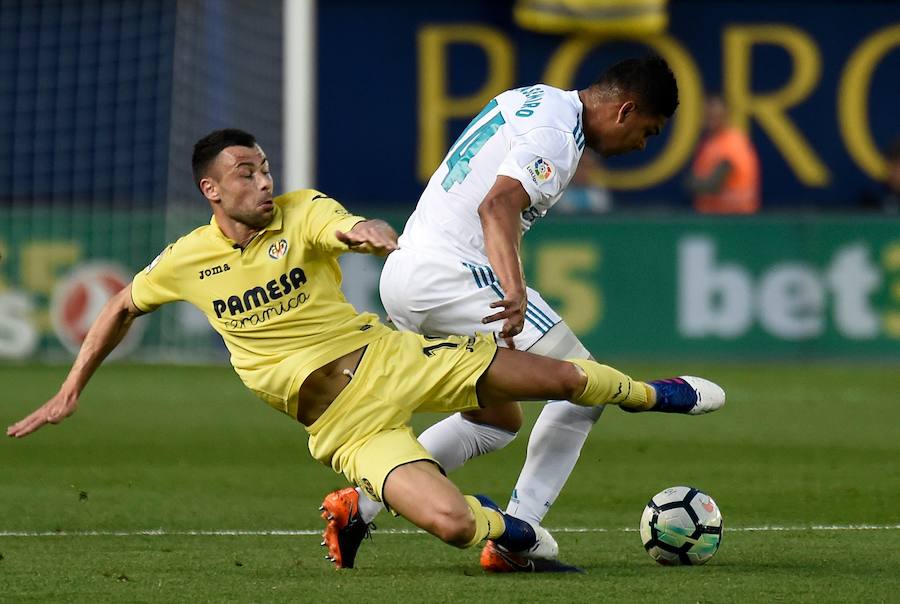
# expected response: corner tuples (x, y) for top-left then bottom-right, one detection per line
(526, 157), (555, 185)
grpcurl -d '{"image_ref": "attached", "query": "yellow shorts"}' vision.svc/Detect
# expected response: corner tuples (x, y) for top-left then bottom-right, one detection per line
(305, 330), (498, 509)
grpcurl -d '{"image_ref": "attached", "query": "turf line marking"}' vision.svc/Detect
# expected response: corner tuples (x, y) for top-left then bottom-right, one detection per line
(1, 525), (898, 537)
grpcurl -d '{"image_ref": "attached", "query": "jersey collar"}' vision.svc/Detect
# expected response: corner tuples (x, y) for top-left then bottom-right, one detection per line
(208, 205), (284, 246)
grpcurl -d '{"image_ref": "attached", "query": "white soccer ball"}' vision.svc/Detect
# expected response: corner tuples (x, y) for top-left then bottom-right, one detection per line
(639, 486), (723, 566)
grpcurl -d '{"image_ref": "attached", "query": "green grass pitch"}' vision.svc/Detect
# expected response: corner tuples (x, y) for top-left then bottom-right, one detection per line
(2, 362), (898, 602)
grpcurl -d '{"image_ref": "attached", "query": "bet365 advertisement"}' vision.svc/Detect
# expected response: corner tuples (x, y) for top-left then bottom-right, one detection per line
(515, 216), (900, 359)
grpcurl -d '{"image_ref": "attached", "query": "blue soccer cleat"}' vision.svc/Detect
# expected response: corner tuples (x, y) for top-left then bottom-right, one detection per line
(647, 376), (725, 415)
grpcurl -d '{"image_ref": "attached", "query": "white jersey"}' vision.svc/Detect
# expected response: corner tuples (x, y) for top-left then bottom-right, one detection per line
(400, 84), (585, 264)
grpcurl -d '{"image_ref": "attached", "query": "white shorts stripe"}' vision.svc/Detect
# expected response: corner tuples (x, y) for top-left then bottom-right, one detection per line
(527, 301), (555, 326)
(524, 307), (550, 332)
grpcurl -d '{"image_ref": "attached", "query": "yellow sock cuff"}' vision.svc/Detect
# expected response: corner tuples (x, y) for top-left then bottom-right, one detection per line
(567, 358), (653, 411)
(462, 495), (506, 548)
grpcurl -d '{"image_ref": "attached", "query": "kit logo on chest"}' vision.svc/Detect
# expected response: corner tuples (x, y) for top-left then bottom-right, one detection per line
(268, 239), (289, 260)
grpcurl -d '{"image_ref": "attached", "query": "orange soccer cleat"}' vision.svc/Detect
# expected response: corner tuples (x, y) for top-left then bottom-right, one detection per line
(480, 540), (583, 573)
(319, 487), (373, 569)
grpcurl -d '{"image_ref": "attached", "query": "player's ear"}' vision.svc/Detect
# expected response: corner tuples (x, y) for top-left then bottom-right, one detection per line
(616, 101), (636, 124)
(199, 177), (220, 202)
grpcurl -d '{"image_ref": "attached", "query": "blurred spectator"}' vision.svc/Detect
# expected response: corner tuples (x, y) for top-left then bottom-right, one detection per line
(860, 138), (900, 214)
(556, 150), (613, 214)
(686, 95), (760, 214)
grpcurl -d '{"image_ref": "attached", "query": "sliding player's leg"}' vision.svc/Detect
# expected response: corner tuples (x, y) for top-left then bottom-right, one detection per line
(476, 347), (725, 416)
(322, 431), (544, 569)
(319, 330), (530, 569)
(382, 461), (537, 551)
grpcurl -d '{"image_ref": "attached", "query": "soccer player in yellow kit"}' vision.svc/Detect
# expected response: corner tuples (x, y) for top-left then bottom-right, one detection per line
(7, 129), (725, 570)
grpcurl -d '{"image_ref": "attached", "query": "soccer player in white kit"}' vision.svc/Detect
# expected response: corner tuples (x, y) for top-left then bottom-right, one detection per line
(325, 56), (686, 571)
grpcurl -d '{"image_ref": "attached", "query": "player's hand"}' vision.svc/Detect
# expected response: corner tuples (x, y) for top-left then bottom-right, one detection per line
(482, 289), (527, 349)
(336, 219), (398, 256)
(6, 390), (79, 438)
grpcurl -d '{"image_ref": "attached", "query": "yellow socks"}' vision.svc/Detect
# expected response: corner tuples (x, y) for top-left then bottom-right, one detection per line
(567, 358), (655, 411)
(462, 495), (506, 548)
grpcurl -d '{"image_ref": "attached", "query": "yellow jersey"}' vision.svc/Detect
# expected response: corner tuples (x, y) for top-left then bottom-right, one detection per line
(131, 190), (392, 418)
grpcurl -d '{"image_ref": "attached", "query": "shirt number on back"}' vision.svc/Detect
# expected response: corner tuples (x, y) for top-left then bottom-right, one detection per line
(441, 99), (506, 191)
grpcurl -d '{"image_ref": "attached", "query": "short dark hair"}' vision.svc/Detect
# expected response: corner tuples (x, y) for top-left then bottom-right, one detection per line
(191, 128), (257, 187)
(595, 55), (679, 118)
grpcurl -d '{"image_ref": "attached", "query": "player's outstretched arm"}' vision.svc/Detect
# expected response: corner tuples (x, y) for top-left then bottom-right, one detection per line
(335, 219), (398, 256)
(6, 284), (145, 438)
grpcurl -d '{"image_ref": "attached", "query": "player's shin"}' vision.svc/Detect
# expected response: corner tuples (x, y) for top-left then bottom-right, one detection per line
(506, 401), (602, 525)
(567, 358), (655, 411)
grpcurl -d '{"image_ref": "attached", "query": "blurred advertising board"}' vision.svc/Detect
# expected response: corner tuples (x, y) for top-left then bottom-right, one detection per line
(3, 209), (896, 361)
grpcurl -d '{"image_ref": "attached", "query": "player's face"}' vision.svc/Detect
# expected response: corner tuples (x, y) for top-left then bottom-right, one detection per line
(594, 102), (667, 157)
(204, 145), (275, 228)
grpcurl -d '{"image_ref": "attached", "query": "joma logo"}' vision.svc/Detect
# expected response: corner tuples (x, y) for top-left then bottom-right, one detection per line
(199, 264), (231, 280)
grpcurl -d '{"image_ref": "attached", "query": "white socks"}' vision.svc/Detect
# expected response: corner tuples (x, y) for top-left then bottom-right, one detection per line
(418, 412), (517, 474)
(355, 412), (517, 524)
(356, 485), (386, 524)
(505, 400), (604, 525)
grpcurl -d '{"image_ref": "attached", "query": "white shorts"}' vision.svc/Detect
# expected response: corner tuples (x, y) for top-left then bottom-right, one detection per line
(380, 246), (562, 351)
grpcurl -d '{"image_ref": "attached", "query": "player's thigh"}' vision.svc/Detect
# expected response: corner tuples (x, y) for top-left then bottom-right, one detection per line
(346, 426), (439, 508)
(476, 347), (583, 406)
(408, 332), (499, 414)
(460, 318), (589, 431)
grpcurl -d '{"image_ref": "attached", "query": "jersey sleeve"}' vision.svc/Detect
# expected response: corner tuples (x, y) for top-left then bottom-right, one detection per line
(496, 128), (580, 204)
(298, 191), (368, 254)
(131, 244), (182, 312)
